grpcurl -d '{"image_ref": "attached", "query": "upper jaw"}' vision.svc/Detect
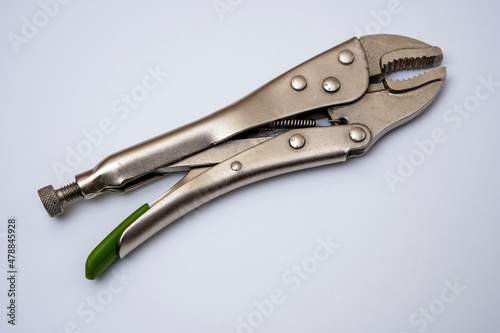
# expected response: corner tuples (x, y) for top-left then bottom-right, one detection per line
(360, 34), (444, 83)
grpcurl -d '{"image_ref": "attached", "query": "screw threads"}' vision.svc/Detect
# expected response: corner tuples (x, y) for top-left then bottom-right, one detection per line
(56, 182), (84, 204)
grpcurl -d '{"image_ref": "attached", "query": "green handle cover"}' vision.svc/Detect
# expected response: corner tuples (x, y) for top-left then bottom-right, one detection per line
(85, 204), (149, 280)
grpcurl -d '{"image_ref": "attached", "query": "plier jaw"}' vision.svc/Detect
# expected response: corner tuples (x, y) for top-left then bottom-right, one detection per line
(359, 34), (444, 82)
(37, 34), (446, 280)
(328, 34), (446, 155)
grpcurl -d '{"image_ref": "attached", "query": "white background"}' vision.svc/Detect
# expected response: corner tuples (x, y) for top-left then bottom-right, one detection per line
(1, 0), (500, 332)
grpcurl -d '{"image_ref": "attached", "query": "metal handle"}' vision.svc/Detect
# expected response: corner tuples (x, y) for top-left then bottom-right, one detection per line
(74, 38), (369, 199)
(117, 124), (371, 258)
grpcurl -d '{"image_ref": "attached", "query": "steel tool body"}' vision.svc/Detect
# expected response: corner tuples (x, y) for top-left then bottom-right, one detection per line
(38, 34), (446, 279)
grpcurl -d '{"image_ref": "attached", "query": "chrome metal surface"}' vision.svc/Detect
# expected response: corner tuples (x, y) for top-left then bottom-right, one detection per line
(289, 134), (306, 149)
(290, 75), (307, 91)
(383, 67), (446, 93)
(329, 75), (446, 151)
(164, 138), (272, 171)
(359, 34), (443, 82)
(380, 46), (443, 76)
(119, 125), (371, 257)
(37, 34), (446, 271)
(322, 77), (340, 92)
(338, 50), (354, 65)
(39, 36), (368, 217)
(349, 127), (366, 142)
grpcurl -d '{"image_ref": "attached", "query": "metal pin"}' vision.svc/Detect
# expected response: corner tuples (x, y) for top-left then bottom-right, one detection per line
(289, 134), (306, 149)
(231, 161), (242, 171)
(338, 50), (354, 65)
(290, 75), (307, 91)
(349, 127), (366, 142)
(322, 77), (340, 93)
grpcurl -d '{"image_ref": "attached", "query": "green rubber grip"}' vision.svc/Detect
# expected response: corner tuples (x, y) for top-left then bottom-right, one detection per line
(85, 204), (149, 280)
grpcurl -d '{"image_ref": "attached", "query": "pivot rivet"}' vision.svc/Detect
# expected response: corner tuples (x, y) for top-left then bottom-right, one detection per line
(338, 50), (354, 65)
(349, 127), (366, 142)
(231, 161), (242, 171)
(290, 75), (307, 91)
(289, 134), (306, 149)
(322, 77), (340, 93)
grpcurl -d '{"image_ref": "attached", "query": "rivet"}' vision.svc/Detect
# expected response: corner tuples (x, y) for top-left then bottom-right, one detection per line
(349, 127), (366, 142)
(322, 77), (340, 93)
(289, 134), (306, 149)
(338, 50), (354, 65)
(290, 75), (307, 91)
(230, 161), (242, 171)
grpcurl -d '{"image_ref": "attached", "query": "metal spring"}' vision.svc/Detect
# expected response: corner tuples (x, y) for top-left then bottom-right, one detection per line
(258, 119), (316, 130)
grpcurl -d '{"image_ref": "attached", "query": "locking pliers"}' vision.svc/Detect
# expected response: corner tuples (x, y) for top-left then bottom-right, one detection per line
(37, 34), (446, 279)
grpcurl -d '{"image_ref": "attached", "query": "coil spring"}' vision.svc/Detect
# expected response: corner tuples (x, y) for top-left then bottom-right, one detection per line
(258, 119), (316, 130)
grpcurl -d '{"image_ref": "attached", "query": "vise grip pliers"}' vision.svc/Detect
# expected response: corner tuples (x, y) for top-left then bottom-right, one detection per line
(38, 34), (446, 279)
